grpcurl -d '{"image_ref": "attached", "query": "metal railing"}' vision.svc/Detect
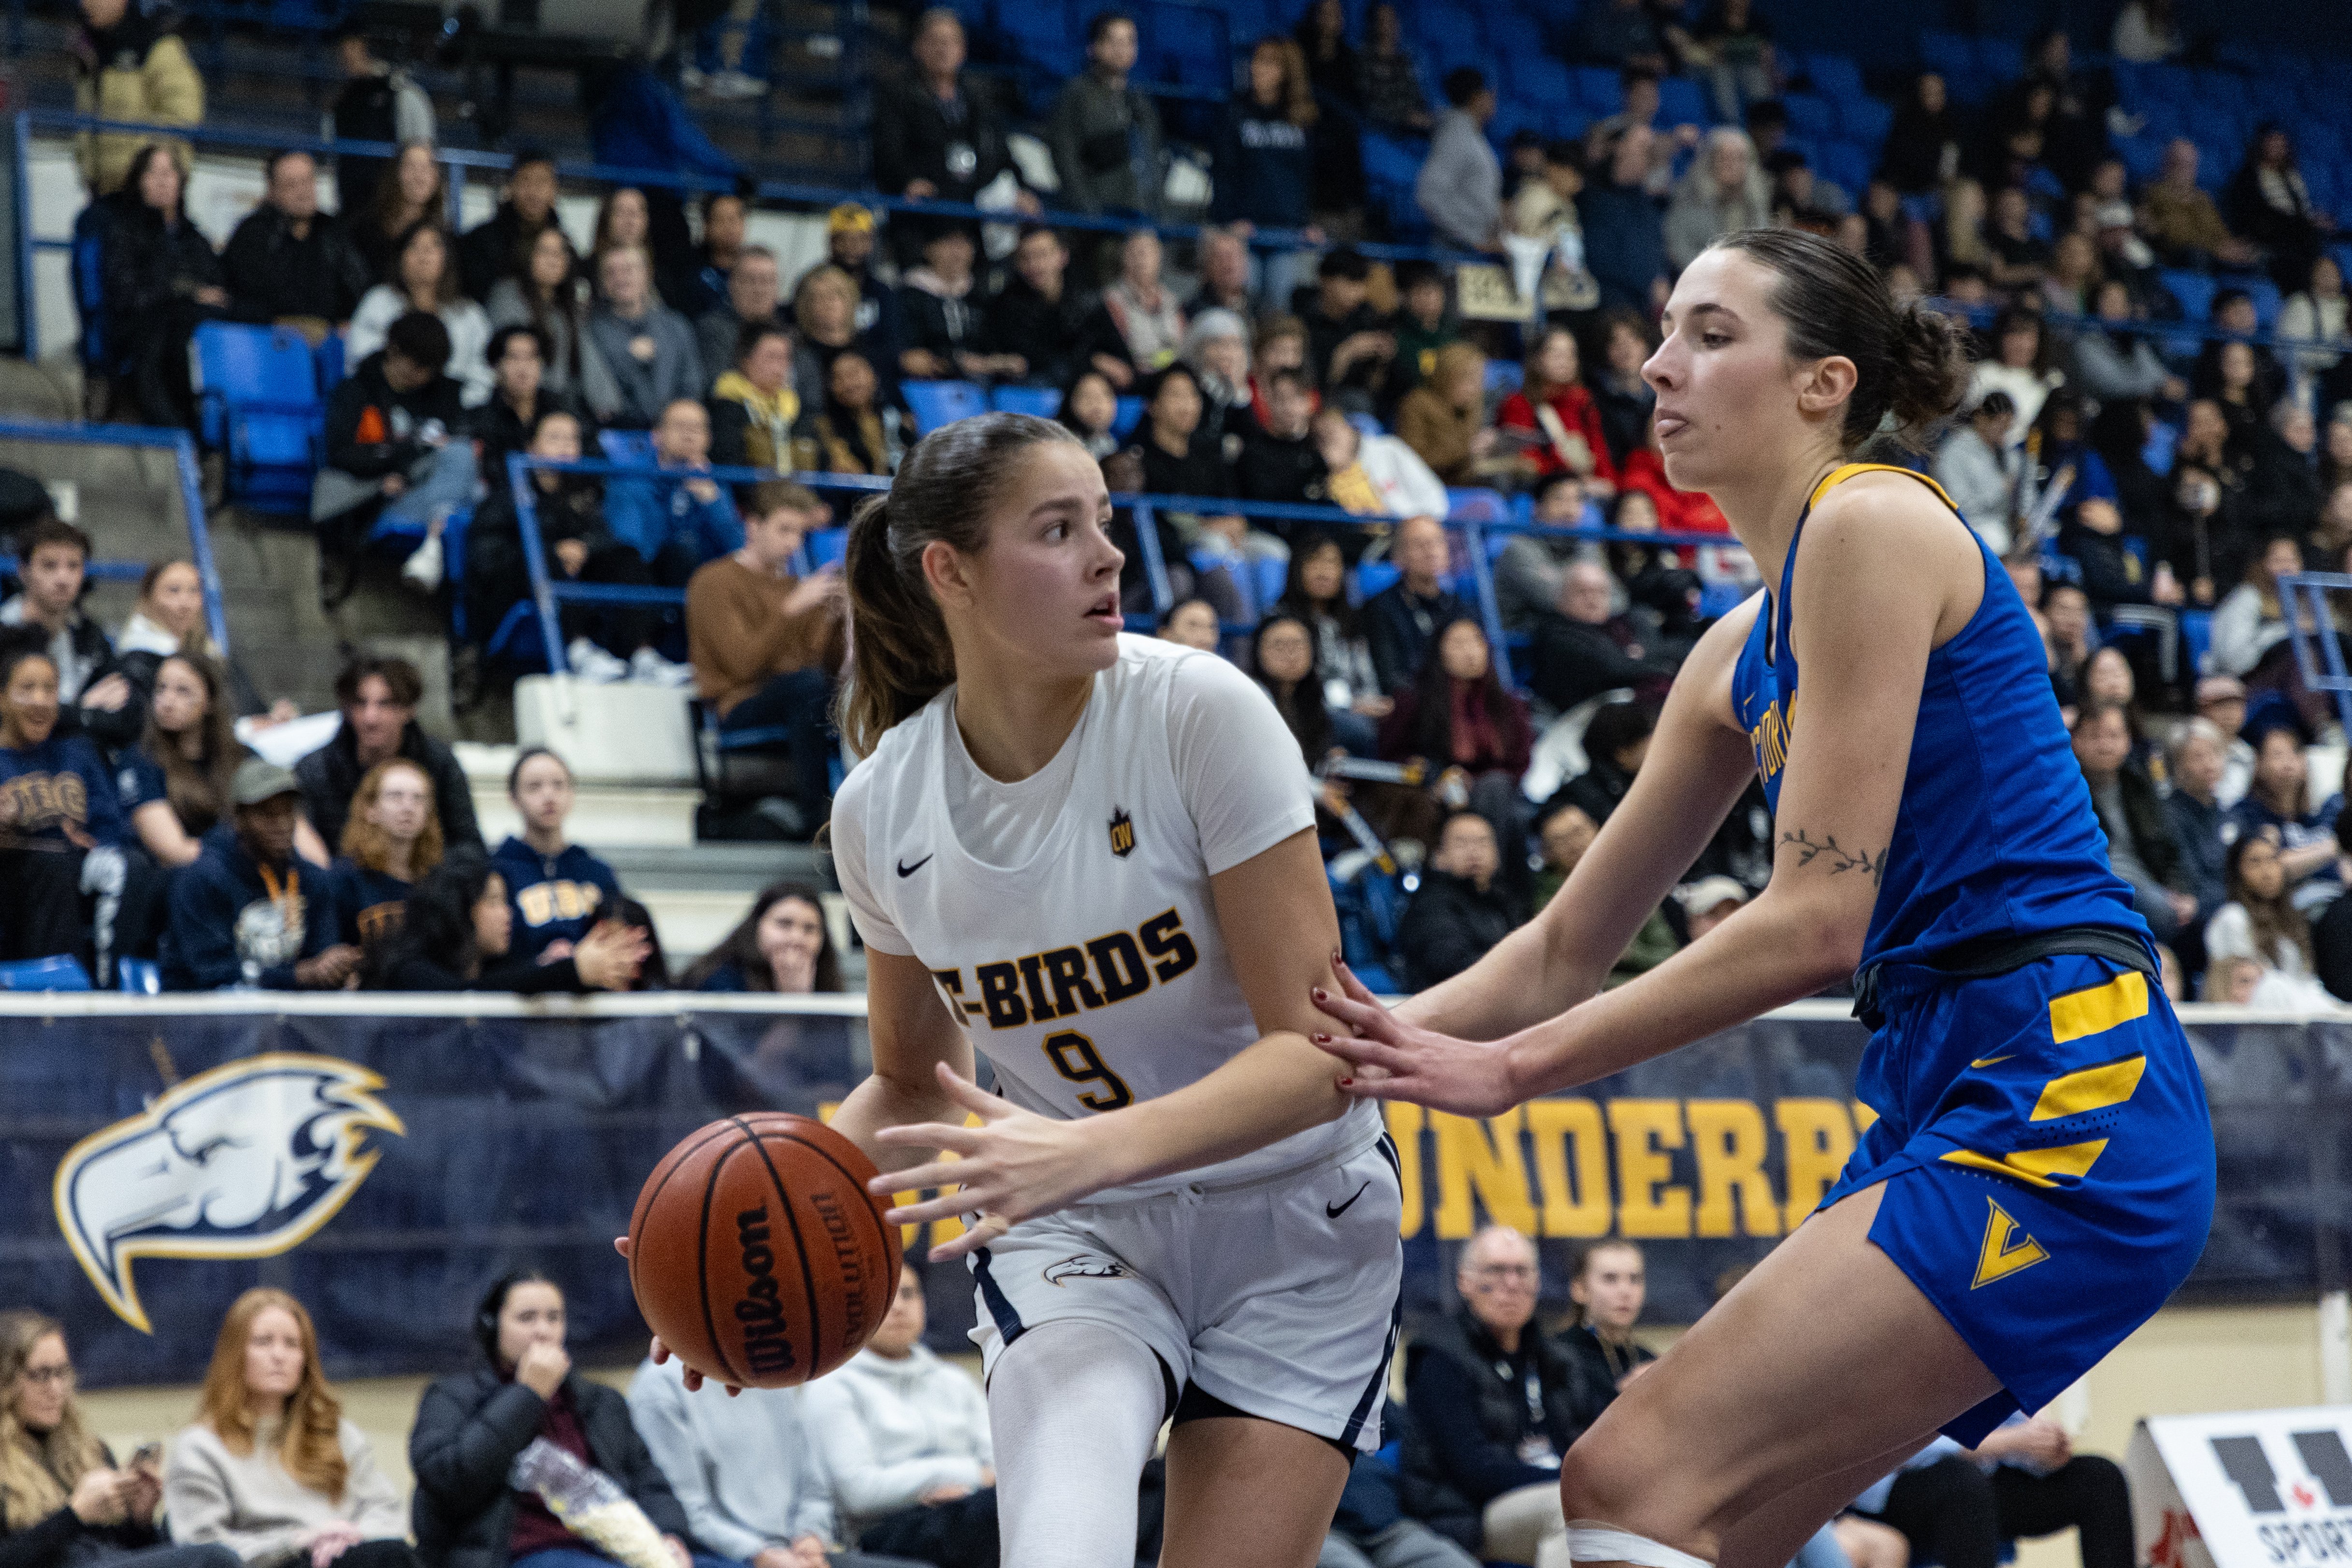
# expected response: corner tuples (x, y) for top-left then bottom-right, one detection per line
(0, 418), (233, 655)
(2280, 571), (2352, 738)
(498, 451), (1745, 688)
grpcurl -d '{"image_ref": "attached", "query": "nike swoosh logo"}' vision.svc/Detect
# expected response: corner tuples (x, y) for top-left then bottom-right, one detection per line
(1326, 1181), (1371, 1220)
(1970, 1055), (2014, 1068)
(896, 855), (934, 878)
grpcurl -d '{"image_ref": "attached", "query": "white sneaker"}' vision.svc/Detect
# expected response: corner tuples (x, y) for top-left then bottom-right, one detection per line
(705, 68), (765, 100)
(678, 63), (707, 90)
(400, 532), (445, 592)
(567, 638), (629, 683)
(630, 647), (698, 688)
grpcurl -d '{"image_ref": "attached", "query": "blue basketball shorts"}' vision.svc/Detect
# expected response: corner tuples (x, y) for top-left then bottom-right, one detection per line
(1821, 952), (2217, 1444)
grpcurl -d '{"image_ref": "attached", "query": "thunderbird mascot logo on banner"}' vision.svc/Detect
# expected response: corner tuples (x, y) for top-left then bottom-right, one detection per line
(53, 1054), (405, 1332)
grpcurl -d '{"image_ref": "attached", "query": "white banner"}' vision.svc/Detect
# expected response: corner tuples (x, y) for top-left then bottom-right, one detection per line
(2131, 1408), (2352, 1568)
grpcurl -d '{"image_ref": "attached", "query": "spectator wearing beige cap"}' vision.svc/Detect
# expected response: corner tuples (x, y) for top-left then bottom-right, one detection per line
(159, 760), (360, 992)
(2195, 675), (2254, 808)
(1676, 876), (1749, 940)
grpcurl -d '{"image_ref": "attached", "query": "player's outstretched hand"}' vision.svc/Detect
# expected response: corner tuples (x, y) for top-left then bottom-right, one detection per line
(611, 1237), (741, 1395)
(1310, 958), (1523, 1118)
(870, 1062), (1102, 1263)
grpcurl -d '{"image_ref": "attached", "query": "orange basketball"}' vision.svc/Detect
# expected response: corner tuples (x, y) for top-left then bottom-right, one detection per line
(627, 1113), (901, 1388)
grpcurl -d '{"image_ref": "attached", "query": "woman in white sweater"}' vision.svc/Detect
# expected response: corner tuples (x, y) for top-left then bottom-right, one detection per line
(347, 221), (494, 407)
(798, 1272), (993, 1564)
(162, 1291), (415, 1568)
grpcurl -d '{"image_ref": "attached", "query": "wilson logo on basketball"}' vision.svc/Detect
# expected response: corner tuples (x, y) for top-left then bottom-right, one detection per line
(733, 1204), (798, 1377)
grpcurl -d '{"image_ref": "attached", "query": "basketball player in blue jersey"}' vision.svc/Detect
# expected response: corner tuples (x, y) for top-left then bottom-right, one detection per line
(1311, 228), (2216, 1568)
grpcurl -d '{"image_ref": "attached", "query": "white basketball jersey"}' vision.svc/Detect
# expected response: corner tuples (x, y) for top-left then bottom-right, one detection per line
(835, 635), (1382, 1193)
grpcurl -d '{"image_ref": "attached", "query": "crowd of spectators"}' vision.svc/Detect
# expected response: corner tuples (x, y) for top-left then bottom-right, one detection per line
(0, 1229), (2136, 1568)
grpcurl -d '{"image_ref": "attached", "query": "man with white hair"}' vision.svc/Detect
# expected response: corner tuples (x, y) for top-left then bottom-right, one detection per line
(1399, 1225), (1589, 1568)
(1529, 559), (1679, 712)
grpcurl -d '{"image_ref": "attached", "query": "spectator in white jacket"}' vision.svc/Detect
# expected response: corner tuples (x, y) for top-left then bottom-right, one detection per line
(626, 1354), (919, 1568)
(1312, 407), (1451, 520)
(799, 1271), (994, 1568)
(1931, 392), (2020, 554)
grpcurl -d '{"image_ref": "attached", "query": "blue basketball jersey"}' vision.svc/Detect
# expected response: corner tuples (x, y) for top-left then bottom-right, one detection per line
(1729, 464), (2147, 970)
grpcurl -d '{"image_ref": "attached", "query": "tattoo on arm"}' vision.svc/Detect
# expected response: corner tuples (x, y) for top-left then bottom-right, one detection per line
(1779, 829), (1887, 887)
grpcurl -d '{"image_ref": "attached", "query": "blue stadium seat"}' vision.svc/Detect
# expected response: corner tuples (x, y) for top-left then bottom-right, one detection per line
(116, 958), (160, 994)
(990, 384), (1062, 417)
(1655, 76), (1709, 127)
(191, 322), (322, 516)
(2193, 70), (2251, 113)
(1838, 97), (1893, 147)
(315, 331), (346, 393)
(1249, 555), (1287, 619)
(2115, 134), (2167, 186)
(1800, 51), (1863, 101)
(0, 956), (92, 992)
(2137, 64), (2197, 105)
(1112, 395), (1148, 439)
(1485, 11), (1544, 67)
(71, 204), (126, 381)
(1974, 37), (2022, 82)
(1817, 140), (1874, 199)
(1354, 559), (1400, 600)
(600, 429), (655, 464)
(1918, 31), (1973, 82)
(1569, 67), (1623, 118)
(2241, 277), (2283, 330)
(1505, 54), (1571, 111)
(1486, 360), (1524, 398)
(902, 380), (988, 433)
(1782, 94), (1835, 139)
(807, 526), (849, 569)
(2186, 102), (2246, 152)
(1147, 1), (1229, 89)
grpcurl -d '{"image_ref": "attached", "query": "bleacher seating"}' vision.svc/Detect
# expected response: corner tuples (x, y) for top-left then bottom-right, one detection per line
(190, 322), (323, 517)
(902, 379), (991, 434)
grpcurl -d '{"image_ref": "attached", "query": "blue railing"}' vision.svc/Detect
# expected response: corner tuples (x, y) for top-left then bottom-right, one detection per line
(497, 452), (1747, 688)
(2280, 571), (2352, 738)
(0, 418), (235, 656)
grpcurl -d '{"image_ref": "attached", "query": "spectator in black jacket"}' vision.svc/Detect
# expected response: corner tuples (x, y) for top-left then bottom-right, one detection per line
(467, 326), (583, 484)
(1363, 515), (1469, 695)
(1530, 560), (1680, 713)
(0, 1310), (242, 1568)
(409, 1273), (705, 1568)
(221, 150), (370, 336)
(1210, 39), (1319, 313)
(1236, 368), (1326, 505)
(313, 313), (477, 584)
(2074, 699), (2197, 947)
(2165, 718), (2230, 977)
(1400, 1226), (1590, 1564)
(360, 850), (645, 991)
(1543, 699), (1652, 827)
(873, 9), (1037, 262)
(1396, 810), (1524, 988)
(296, 654), (484, 854)
(896, 226), (1022, 385)
(1581, 128), (1671, 314)
(986, 227), (1092, 391)
(693, 245), (785, 396)
(103, 144), (226, 428)
(0, 518), (134, 744)
(158, 760), (361, 991)
(1554, 1239), (1656, 1425)
(1302, 248), (1395, 412)
(457, 152), (561, 303)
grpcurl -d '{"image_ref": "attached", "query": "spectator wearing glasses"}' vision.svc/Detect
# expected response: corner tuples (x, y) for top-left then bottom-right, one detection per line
(0, 1310), (239, 1568)
(1400, 1226), (1589, 1568)
(222, 150), (371, 339)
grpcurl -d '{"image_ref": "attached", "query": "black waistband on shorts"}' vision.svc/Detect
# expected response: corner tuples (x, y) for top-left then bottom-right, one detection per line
(1850, 924), (2156, 1032)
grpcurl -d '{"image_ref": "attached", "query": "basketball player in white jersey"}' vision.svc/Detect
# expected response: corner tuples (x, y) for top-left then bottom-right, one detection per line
(818, 413), (1396, 1568)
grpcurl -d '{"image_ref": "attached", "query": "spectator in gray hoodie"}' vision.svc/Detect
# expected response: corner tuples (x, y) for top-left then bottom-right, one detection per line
(627, 1354), (920, 1568)
(1415, 68), (1501, 252)
(586, 245), (706, 429)
(798, 1270), (995, 1568)
(1048, 12), (1165, 217)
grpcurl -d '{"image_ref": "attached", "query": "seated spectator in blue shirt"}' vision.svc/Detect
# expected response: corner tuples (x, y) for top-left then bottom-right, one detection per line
(491, 747), (627, 967)
(1399, 1225), (1589, 1565)
(1362, 515), (1469, 695)
(159, 760), (360, 992)
(0, 631), (128, 967)
(681, 881), (840, 993)
(604, 399), (745, 586)
(2230, 721), (2343, 914)
(359, 850), (646, 993)
(333, 757), (442, 949)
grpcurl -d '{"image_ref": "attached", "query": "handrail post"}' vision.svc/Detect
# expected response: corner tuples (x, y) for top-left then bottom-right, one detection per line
(508, 452), (571, 678)
(12, 110), (35, 364)
(1458, 517), (1511, 689)
(171, 431), (234, 656)
(1128, 498), (1173, 616)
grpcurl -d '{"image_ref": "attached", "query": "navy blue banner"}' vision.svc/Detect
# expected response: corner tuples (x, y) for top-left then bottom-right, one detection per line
(0, 1001), (2334, 1386)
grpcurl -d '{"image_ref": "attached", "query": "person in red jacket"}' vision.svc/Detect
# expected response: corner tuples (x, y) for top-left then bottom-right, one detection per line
(1618, 410), (1731, 534)
(1497, 328), (1619, 500)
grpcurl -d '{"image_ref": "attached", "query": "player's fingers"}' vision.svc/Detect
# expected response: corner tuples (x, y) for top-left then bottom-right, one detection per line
(1309, 1030), (1414, 1075)
(870, 1122), (983, 1163)
(1333, 1072), (1423, 1102)
(874, 1154), (978, 1194)
(1310, 984), (1394, 1037)
(928, 1213), (1011, 1263)
(933, 1060), (1008, 1117)
(1332, 957), (1385, 1009)
(884, 1188), (990, 1228)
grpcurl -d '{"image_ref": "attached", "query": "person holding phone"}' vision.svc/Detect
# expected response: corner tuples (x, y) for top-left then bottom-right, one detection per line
(0, 1312), (237, 1568)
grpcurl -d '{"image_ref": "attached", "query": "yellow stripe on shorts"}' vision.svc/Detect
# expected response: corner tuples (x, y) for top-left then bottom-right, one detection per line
(2047, 970), (2148, 1046)
(2031, 1053), (2149, 1121)
(1941, 1138), (2110, 1189)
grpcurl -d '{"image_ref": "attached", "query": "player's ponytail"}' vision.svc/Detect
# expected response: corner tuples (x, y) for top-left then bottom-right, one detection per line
(837, 412), (1087, 756)
(1706, 228), (1971, 455)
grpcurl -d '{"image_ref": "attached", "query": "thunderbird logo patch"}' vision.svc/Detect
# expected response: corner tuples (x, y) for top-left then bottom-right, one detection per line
(1043, 1253), (1132, 1287)
(54, 1054), (404, 1332)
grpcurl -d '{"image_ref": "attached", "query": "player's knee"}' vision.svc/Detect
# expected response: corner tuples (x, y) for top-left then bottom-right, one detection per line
(1559, 1433), (1656, 1525)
